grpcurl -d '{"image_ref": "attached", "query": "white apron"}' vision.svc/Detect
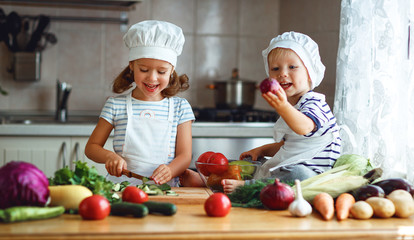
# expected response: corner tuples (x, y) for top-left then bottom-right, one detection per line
(107, 93), (178, 186)
(255, 116), (335, 179)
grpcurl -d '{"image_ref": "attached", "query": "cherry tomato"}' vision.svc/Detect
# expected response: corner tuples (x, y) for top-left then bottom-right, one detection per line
(197, 151), (215, 176)
(206, 153), (229, 175)
(79, 195), (111, 220)
(122, 186), (148, 204)
(204, 193), (231, 217)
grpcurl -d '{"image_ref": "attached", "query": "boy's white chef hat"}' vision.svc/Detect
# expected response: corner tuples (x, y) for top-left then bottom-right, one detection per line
(123, 20), (185, 67)
(262, 31), (325, 90)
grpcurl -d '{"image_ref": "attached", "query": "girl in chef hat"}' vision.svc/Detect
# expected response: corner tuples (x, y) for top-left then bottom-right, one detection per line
(85, 20), (195, 187)
(180, 32), (341, 192)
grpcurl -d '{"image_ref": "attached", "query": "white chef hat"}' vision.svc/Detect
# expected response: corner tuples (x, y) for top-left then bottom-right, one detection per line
(262, 31), (325, 90)
(123, 20), (185, 67)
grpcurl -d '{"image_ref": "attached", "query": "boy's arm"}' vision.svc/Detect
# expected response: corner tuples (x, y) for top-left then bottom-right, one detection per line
(263, 92), (315, 135)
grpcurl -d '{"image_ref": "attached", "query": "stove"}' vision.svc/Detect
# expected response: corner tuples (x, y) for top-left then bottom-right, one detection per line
(192, 108), (279, 123)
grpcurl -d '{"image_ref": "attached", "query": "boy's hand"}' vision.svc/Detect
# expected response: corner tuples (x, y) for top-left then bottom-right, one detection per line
(262, 88), (288, 111)
(151, 164), (172, 185)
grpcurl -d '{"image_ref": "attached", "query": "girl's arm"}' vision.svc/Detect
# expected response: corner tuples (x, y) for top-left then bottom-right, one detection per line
(151, 120), (193, 184)
(85, 118), (126, 177)
(263, 92), (315, 135)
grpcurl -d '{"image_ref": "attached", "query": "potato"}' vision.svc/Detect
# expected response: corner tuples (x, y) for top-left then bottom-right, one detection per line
(387, 190), (414, 218)
(49, 185), (93, 210)
(350, 201), (373, 219)
(366, 197), (395, 218)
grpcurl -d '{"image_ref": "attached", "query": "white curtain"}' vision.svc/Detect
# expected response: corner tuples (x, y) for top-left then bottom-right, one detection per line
(334, 0), (414, 182)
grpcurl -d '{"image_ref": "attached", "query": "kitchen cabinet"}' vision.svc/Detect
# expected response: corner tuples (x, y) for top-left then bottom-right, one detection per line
(0, 136), (112, 177)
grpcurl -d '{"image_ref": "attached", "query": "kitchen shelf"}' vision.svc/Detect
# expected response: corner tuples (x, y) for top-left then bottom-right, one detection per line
(0, 0), (141, 11)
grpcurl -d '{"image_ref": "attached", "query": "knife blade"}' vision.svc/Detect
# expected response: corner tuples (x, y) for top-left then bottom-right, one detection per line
(122, 169), (152, 180)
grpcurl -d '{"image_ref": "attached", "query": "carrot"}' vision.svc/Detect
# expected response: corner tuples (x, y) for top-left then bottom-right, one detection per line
(335, 193), (355, 221)
(313, 192), (334, 220)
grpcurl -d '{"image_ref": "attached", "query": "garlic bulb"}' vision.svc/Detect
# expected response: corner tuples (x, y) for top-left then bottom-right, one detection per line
(288, 179), (312, 217)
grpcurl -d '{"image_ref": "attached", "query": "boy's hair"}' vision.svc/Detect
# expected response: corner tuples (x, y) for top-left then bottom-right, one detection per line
(112, 66), (189, 97)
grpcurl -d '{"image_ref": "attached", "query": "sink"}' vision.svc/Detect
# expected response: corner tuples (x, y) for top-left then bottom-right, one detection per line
(0, 113), (100, 125)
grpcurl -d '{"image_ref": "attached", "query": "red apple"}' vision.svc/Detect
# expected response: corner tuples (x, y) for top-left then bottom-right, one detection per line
(259, 78), (280, 94)
(206, 153), (229, 175)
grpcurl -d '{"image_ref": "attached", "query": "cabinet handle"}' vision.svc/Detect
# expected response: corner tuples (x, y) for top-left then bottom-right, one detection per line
(74, 142), (80, 161)
(61, 142), (67, 168)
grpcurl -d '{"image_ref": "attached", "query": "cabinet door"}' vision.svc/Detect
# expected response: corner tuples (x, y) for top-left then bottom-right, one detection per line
(70, 136), (114, 177)
(0, 136), (70, 177)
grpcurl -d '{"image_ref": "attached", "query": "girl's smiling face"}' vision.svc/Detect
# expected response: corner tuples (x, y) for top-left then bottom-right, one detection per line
(129, 58), (173, 101)
(268, 48), (312, 105)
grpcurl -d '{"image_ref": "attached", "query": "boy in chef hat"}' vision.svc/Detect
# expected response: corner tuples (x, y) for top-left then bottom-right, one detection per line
(180, 32), (341, 192)
(221, 31), (342, 193)
(86, 20), (195, 187)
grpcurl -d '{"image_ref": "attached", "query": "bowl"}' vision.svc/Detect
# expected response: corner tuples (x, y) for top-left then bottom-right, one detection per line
(195, 159), (261, 192)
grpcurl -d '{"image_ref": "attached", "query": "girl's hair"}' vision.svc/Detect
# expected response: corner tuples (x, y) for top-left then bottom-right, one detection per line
(112, 66), (190, 97)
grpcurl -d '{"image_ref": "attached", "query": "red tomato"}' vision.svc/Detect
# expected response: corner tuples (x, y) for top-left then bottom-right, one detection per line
(204, 193), (231, 217)
(79, 195), (111, 220)
(206, 153), (229, 175)
(122, 186), (148, 204)
(197, 151), (215, 176)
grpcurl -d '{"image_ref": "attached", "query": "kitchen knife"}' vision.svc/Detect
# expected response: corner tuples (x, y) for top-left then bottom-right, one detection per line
(122, 169), (152, 180)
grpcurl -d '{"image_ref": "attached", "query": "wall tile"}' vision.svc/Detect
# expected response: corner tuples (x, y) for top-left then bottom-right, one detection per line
(240, 0), (280, 36)
(152, 0), (195, 33)
(196, 0), (239, 35)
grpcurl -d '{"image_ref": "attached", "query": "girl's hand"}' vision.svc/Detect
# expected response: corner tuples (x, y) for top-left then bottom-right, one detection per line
(151, 164), (172, 185)
(105, 155), (127, 177)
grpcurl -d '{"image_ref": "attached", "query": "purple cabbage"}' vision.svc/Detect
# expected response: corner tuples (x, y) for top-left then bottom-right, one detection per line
(0, 161), (50, 209)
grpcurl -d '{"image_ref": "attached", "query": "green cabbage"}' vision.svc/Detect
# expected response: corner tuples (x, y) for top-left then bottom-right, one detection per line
(333, 154), (372, 175)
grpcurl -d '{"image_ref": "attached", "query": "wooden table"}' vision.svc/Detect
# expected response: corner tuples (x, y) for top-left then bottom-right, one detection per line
(1, 187), (414, 239)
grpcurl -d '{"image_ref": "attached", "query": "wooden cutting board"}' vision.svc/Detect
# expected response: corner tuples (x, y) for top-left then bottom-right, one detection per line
(147, 187), (213, 204)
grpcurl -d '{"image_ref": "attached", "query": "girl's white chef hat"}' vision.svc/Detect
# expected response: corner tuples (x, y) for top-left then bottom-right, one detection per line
(262, 31), (325, 90)
(123, 20), (185, 67)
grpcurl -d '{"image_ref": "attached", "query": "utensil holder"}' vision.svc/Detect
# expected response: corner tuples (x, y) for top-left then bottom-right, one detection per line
(12, 52), (41, 82)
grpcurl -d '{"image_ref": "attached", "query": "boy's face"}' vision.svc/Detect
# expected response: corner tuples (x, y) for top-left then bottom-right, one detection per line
(268, 48), (312, 104)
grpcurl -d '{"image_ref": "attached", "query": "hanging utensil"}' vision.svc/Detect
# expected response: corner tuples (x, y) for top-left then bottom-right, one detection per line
(25, 15), (50, 52)
(16, 18), (31, 51)
(5, 11), (21, 52)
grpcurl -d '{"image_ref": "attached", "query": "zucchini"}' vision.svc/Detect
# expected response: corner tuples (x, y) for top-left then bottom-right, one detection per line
(142, 201), (177, 216)
(0, 206), (65, 223)
(110, 202), (148, 218)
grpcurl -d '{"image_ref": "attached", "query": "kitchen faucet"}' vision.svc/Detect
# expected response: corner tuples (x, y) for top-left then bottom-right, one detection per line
(56, 80), (72, 122)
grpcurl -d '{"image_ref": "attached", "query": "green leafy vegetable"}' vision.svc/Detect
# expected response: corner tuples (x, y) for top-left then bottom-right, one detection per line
(228, 179), (274, 208)
(333, 154), (373, 175)
(48, 161), (115, 203)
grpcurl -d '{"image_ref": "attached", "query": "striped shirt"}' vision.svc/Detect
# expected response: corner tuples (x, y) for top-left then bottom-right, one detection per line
(100, 94), (195, 162)
(294, 91), (341, 173)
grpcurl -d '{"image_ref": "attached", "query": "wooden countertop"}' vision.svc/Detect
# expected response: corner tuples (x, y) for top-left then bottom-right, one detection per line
(1, 188), (414, 239)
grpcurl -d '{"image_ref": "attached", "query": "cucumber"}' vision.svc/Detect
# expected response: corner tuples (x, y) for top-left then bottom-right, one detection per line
(0, 206), (65, 223)
(110, 202), (148, 218)
(142, 201), (177, 216)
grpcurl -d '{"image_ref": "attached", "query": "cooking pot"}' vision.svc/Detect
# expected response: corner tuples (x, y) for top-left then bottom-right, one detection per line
(208, 68), (257, 109)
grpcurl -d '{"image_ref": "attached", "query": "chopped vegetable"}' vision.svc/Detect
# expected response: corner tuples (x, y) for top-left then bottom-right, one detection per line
(49, 161), (115, 202)
(313, 192), (334, 221)
(0, 161), (50, 209)
(335, 193), (355, 221)
(0, 206), (64, 223)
